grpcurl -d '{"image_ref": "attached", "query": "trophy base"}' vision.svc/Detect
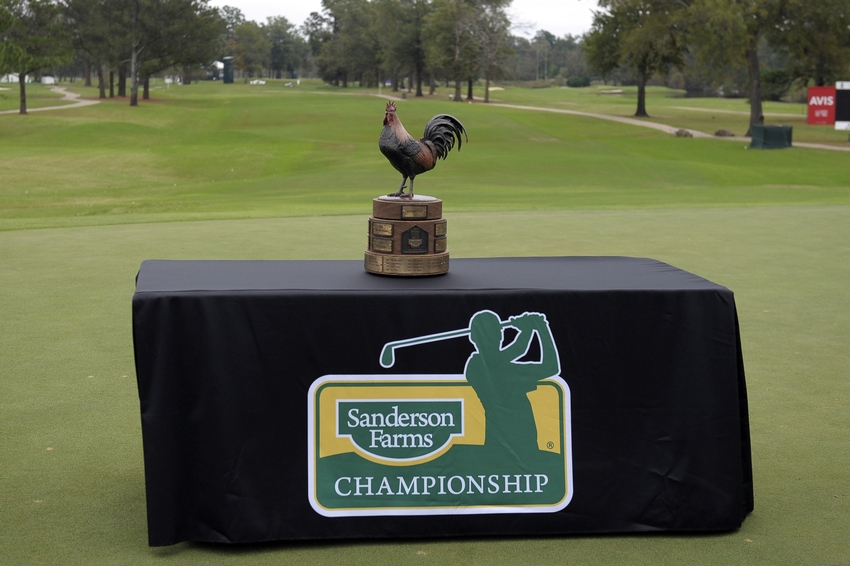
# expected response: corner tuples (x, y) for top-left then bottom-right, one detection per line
(365, 196), (449, 277)
(364, 250), (449, 276)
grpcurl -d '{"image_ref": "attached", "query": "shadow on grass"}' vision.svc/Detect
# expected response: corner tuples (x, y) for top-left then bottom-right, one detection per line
(151, 527), (745, 557)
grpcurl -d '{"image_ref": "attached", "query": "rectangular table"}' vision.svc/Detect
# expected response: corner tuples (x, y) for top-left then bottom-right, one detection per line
(132, 257), (753, 545)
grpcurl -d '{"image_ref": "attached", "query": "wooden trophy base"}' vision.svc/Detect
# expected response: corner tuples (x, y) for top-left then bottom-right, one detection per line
(364, 195), (449, 276)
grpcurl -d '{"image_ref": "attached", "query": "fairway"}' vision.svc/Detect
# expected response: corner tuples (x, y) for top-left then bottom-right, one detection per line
(1, 82), (848, 565)
(2, 81), (850, 231)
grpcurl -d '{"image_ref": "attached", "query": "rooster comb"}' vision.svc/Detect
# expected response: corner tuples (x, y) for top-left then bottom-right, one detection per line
(385, 101), (397, 112)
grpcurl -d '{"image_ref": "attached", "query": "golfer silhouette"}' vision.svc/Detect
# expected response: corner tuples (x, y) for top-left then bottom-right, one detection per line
(463, 310), (561, 462)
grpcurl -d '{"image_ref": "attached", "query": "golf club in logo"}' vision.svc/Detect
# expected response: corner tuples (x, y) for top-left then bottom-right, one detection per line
(308, 310), (573, 517)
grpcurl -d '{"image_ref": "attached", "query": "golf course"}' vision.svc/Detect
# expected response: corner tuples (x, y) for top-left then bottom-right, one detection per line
(1, 80), (848, 564)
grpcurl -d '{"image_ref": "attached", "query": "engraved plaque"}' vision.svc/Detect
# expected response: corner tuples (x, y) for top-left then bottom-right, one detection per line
(401, 205), (428, 220)
(364, 253), (383, 273)
(371, 222), (393, 237)
(435, 221), (447, 237)
(373, 197), (441, 220)
(365, 251), (449, 276)
(384, 254), (448, 275)
(402, 226), (428, 254)
(434, 238), (447, 253)
(371, 237), (393, 253)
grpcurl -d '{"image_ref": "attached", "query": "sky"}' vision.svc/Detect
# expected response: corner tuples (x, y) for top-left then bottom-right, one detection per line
(207, 0), (596, 39)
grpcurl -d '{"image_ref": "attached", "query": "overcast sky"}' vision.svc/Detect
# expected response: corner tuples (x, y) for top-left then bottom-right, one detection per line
(207, 0), (596, 39)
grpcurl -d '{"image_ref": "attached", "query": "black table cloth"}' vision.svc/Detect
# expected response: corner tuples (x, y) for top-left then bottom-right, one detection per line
(132, 257), (753, 546)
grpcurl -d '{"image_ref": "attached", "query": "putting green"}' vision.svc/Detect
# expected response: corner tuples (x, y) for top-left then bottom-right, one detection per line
(1, 205), (848, 564)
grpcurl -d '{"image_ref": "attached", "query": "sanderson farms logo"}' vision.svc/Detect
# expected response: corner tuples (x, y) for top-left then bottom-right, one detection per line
(307, 310), (572, 517)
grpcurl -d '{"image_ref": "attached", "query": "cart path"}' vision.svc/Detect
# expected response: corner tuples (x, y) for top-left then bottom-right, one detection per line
(376, 94), (850, 152)
(491, 102), (850, 152)
(490, 102), (716, 138)
(0, 86), (100, 114)
(376, 94), (714, 137)
(670, 105), (801, 118)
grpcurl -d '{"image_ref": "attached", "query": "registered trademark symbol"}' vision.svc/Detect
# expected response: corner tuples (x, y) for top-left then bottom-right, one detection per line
(547, 441), (554, 449)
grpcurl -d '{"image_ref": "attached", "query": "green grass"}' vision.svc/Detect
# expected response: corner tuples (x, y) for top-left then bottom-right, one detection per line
(1, 81), (849, 565)
(476, 84), (849, 146)
(417, 82), (848, 145)
(1, 80), (849, 231)
(0, 83), (71, 112)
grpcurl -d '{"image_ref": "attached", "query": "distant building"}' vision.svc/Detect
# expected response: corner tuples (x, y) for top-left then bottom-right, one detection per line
(1, 74), (32, 83)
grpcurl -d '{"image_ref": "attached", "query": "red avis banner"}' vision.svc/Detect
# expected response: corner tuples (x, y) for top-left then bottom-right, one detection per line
(807, 86), (836, 125)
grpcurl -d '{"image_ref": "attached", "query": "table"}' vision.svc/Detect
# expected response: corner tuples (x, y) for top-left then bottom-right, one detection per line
(132, 257), (753, 546)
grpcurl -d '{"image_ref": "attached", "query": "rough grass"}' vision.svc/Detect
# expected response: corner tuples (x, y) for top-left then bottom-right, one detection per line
(0, 81), (848, 565)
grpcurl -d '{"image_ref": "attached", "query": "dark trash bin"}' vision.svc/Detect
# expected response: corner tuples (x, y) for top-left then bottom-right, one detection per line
(222, 57), (234, 84)
(750, 125), (792, 149)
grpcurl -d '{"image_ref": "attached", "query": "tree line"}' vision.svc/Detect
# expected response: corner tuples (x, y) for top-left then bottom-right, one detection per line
(585, 0), (850, 133)
(1, 0), (225, 112)
(2, 0), (849, 132)
(299, 1), (589, 101)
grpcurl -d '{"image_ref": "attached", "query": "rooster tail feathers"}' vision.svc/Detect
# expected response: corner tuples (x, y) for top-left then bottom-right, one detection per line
(422, 114), (467, 160)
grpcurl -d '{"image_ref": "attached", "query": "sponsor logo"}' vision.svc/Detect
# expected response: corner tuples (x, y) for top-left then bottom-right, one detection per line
(809, 95), (834, 106)
(308, 310), (573, 517)
(337, 399), (464, 464)
(808, 86), (837, 125)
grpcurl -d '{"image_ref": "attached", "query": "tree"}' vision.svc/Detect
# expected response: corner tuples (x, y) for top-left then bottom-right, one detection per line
(90, 0), (168, 106)
(302, 10), (330, 57)
(63, 0), (102, 90)
(0, 2), (11, 32)
(770, 0), (850, 87)
(265, 16), (305, 79)
(688, 0), (782, 135)
(139, 0), (224, 93)
(227, 20), (269, 82)
(475, 0), (512, 102)
(533, 29), (554, 80)
(172, 1), (224, 84)
(121, 0), (157, 105)
(550, 34), (588, 83)
(372, 0), (405, 90)
(218, 4), (244, 32)
(3, 0), (72, 114)
(400, 0), (431, 96)
(104, 0), (226, 105)
(584, 0), (687, 117)
(312, 0), (378, 87)
(1, 3), (18, 73)
(502, 35), (537, 80)
(64, 0), (129, 99)
(424, 0), (478, 102)
(373, 0), (431, 95)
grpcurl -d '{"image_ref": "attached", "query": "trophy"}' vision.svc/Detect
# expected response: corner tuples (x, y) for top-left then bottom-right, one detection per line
(365, 102), (467, 277)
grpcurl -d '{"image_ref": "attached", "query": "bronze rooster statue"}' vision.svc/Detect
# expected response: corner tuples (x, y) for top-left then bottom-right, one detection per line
(379, 101), (467, 198)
